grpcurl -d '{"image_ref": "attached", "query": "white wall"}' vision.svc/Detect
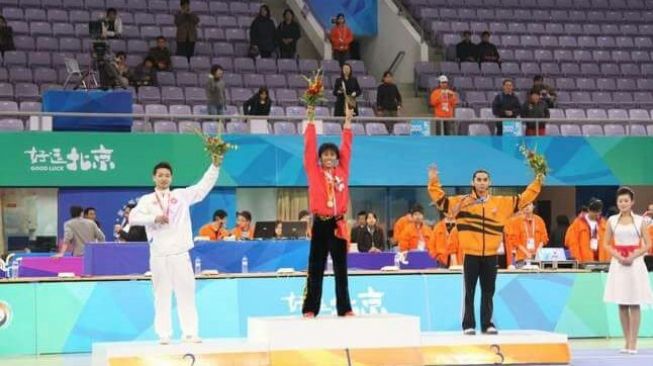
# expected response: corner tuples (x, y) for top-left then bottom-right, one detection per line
(360, 0), (428, 83)
(1, 189), (58, 252)
(286, 0), (331, 59)
(236, 188), (279, 223)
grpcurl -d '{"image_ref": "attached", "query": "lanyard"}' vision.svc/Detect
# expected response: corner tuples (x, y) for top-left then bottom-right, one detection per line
(324, 169), (337, 214)
(523, 218), (535, 239)
(155, 191), (170, 219)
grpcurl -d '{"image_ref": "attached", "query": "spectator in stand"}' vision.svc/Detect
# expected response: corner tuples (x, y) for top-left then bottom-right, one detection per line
(478, 31), (500, 64)
(84, 207), (101, 229)
(329, 13), (354, 66)
(491, 79), (521, 135)
(0, 16), (15, 57)
(549, 214), (570, 248)
(274, 220), (284, 239)
(131, 57), (158, 87)
(333, 63), (361, 117)
(358, 212), (386, 253)
(250, 5), (277, 58)
(429, 75), (459, 135)
(205, 65), (226, 116)
(55, 206), (105, 257)
(277, 9), (301, 59)
(147, 36), (172, 71)
(350, 211), (368, 246)
(399, 205), (432, 253)
(198, 209), (229, 241)
(376, 71), (402, 130)
(521, 88), (549, 136)
(114, 51), (131, 87)
(175, 0), (199, 61)
(101, 8), (123, 39)
(531, 75), (557, 108)
(456, 31), (477, 63)
(243, 87), (272, 116)
(298, 209), (312, 238)
(232, 211), (254, 240)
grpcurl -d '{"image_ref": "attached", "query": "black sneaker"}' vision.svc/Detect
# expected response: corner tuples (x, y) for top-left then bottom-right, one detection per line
(482, 326), (498, 335)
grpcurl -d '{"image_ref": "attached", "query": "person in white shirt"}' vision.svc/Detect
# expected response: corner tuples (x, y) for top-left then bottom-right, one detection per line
(130, 155), (222, 344)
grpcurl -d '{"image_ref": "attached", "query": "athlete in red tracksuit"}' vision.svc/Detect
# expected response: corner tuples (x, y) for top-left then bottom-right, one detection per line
(302, 105), (354, 317)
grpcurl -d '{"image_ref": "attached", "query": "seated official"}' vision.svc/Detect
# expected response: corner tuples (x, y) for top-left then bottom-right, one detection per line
(231, 210), (254, 240)
(298, 209), (312, 238)
(399, 205), (432, 252)
(428, 214), (462, 267)
(357, 212), (386, 253)
(115, 203), (148, 242)
(199, 209), (229, 241)
(274, 220), (284, 239)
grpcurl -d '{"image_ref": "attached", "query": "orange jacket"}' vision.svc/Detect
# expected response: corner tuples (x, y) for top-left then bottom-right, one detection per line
(648, 225), (653, 254)
(429, 88), (458, 118)
(399, 222), (432, 252)
(231, 225), (253, 240)
(565, 215), (608, 262)
(198, 222), (229, 241)
(428, 220), (462, 266)
(504, 214), (549, 263)
(429, 177), (542, 257)
(329, 25), (353, 52)
(392, 214), (412, 243)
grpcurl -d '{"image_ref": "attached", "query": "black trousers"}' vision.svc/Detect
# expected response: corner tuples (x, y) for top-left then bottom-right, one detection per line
(302, 217), (352, 316)
(176, 41), (195, 61)
(495, 122), (503, 136)
(333, 50), (349, 67)
(462, 254), (498, 330)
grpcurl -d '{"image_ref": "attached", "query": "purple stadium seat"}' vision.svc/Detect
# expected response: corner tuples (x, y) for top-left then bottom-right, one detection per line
(3, 51), (27, 66)
(190, 56), (211, 70)
(358, 76), (376, 90)
(634, 37), (653, 49)
(47, 10), (68, 23)
(157, 72), (175, 87)
(34, 67), (57, 84)
(541, 63), (560, 75)
(223, 73), (243, 87)
(0, 119), (24, 131)
(25, 9), (47, 22)
(255, 58), (277, 74)
(139, 87), (161, 104)
(521, 62), (541, 75)
(9, 67), (33, 83)
(153, 121), (177, 133)
(468, 124), (491, 136)
(587, 108), (608, 121)
(233, 57), (255, 73)
(580, 63), (601, 76)
(600, 24), (619, 36)
(161, 87), (185, 104)
(185, 87), (207, 105)
(615, 37), (634, 49)
(20, 101), (41, 112)
(36, 36), (58, 51)
(225, 28), (247, 42)
(596, 78), (616, 91)
(265, 75), (287, 89)
(582, 124), (604, 136)
(528, 23), (546, 35)
(558, 36), (577, 48)
(299, 59), (319, 74)
(576, 78), (596, 91)
(612, 51), (631, 63)
(287, 74), (305, 90)
(621, 64), (640, 76)
(322, 122), (342, 135)
(365, 123), (389, 136)
(561, 63), (580, 75)
(321, 59), (341, 75)
(273, 122), (297, 135)
(175, 72), (197, 87)
(212, 57), (233, 71)
(634, 92), (653, 105)
(52, 23), (74, 37)
(592, 50), (611, 63)
(599, 63), (620, 77)
(228, 88), (249, 105)
(553, 50), (573, 63)
(349, 60), (366, 74)
(140, 26), (161, 39)
(145, 104), (168, 116)
(460, 62), (480, 74)
(178, 121), (202, 134)
(534, 50), (553, 62)
(59, 37), (81, 52)
(30, 22), (52, 37)
(0, 101), (18, 112)
(277, 59), (298, 74)
(15, 83), (39, 101)
(583, 24), (601, 36)
(225, 121), (248, 134)
(170, 56), (189, 70)
(560, 124), (582, 136)
(243, 74), (265, 88)
(573, 50), (592, 63)
(544, 124), (560, 136)
(204, 28), (225, 42)
(276, 89), (298, 106)
(546, 23), (564, 35)
(392, 123), (410, 135)
(12, 35), (33, 51)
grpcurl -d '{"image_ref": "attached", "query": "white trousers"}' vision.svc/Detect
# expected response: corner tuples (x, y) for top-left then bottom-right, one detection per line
(150, 251), (198, 338)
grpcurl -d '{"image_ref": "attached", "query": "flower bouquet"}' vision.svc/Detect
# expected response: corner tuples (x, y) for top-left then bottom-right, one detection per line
(196, 129), (237, 157)
(519, 143), (549, 180)
(300, 69), (326, 120)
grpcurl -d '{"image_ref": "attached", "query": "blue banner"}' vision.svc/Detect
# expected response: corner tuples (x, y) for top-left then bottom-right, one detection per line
(308, 0), (378, 36)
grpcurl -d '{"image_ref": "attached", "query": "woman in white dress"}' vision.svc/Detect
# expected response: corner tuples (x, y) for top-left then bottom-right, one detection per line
(603, 187), (653, 354)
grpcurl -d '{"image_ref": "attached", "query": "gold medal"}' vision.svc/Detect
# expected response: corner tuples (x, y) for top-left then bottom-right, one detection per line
(327, 200), (334, 208)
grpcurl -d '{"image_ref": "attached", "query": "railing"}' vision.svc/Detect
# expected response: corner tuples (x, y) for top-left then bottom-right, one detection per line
(388, 51), (406, 75)
(1, 111), (651, 137)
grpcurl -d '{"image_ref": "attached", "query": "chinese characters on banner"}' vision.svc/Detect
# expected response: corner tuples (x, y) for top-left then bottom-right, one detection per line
(282, 286), (388, 315)
(24, 145), (116, 172)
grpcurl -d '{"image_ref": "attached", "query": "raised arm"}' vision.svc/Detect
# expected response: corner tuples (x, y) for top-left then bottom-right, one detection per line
(177, 158), (222, 205)
(303, 106), (319, 175)
(513, 177), (543, 212)
(339, 105), (353, 172)
(427, 166), (462, 216)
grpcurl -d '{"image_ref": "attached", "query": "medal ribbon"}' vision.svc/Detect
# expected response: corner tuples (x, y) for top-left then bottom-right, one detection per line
(155, 191), (170, 220)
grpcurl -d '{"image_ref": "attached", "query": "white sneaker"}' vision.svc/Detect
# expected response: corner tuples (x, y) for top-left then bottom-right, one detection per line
(183, 335), (202, 343)
(463, 328), (476, 335)
(159, 337), (171, 345)
(628, 349), (638, 355)
(483, 326), (498, 335)
(619, 349), (629, 354)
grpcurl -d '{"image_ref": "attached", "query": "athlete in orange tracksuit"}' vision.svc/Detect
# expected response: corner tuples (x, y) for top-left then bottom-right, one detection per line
(428, 166), (543, 334)
(428, 215), (462, 267)
(399, 206), (432, 252)
(565, 199), (609, 262)
(392, 211), (414, 245)
(504, 203), (549, 264)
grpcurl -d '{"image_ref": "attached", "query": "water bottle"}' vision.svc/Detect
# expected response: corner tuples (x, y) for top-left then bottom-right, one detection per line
(394, 252), (401, 269)
(10, 259), (20, 279)
(241, 256), (249, 273)
(194, 257), (202, 275)
(327, 255), (333, 272)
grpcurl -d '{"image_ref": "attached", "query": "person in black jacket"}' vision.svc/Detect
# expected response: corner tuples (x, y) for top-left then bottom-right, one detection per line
(549, 215), (569, 248)
(478, 31), (500, 64)
(520, 88), (550, 136)
(243, 87), (272, 116)
(358, 212), (386, 253)
(333, 63), (361, 117)
(350, 211), (368, 246)
(0, 16), (15, 57)
(456, 31), (477, 62)
(376, 71), (402, 117)
(277, 9), (301, 59)
(115, 203), (148, 242)
(250, 5), (277, 58)
(491, 79), (521, 135)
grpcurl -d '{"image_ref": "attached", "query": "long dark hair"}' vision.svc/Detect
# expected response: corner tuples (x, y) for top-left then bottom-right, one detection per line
(282, 8), (295, 23)
(258, 5), (271, 19)
(341, 63), (353, 79)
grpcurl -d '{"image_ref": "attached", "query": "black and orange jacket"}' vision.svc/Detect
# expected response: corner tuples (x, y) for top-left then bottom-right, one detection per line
(428, 177), (542, 257)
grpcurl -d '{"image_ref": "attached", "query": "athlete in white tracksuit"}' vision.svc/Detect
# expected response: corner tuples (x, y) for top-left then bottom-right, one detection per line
(130, 155), (222, 344)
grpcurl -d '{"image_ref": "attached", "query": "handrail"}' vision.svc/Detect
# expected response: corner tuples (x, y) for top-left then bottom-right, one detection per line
(388, 51), (406, 75)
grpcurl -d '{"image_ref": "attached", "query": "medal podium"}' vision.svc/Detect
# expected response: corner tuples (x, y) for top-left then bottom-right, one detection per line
(92, 314), (571, 366)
